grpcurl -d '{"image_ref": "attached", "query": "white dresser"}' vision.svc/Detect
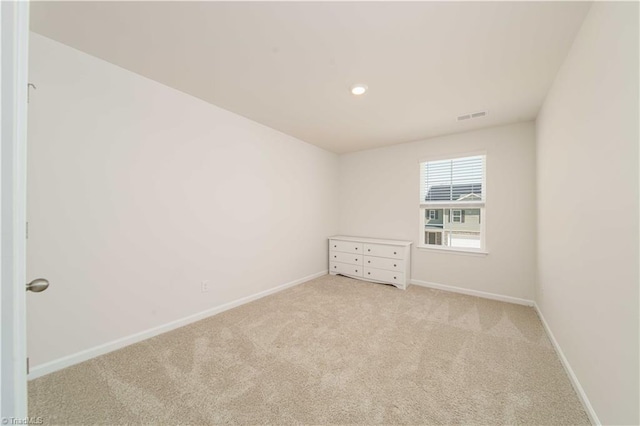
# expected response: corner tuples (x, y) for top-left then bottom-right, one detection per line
(329, 235), (412, 290)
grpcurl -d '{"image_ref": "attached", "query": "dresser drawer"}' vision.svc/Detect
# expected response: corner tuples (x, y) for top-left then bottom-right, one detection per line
(364, 268), (405, 285)
(330, 252), (363, 266)
(364, 243), (404, 259)
(330, 240), (363, 255)
(363, 256), (404, 272)
(330, 262), (363, 277)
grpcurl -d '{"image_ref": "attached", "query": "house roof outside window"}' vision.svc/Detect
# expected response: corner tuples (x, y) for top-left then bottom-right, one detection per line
(425, 184), (482, 202)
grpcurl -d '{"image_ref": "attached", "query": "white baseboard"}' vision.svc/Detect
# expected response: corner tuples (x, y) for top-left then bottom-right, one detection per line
(28, 270), (327, 380)
(410, 279), (534, 306)
(533, 303), (600, 425)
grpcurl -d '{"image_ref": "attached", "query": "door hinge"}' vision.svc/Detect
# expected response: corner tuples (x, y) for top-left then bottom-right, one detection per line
(27, 83), (36, 103)
(26, 221), (29, 239)
(27, 357), (29, 374)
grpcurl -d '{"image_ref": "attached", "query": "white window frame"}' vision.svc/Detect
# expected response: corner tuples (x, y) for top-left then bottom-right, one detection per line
(452, 209), (462, 223)
(428, 209), (436, 220)
(418, 152), (487, 254)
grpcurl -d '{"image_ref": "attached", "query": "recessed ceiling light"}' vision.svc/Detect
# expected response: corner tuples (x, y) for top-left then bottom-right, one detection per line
(350, 84), (368, 96)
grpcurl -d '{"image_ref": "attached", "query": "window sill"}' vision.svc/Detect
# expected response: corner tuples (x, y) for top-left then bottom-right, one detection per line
(416, 246), (489, 257)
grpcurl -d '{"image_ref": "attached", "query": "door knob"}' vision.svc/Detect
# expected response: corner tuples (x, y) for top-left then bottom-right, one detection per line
(26, 278), (49, 293)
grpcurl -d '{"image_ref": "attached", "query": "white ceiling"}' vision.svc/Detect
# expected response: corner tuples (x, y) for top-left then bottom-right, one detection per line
(30, 1), (591, 154)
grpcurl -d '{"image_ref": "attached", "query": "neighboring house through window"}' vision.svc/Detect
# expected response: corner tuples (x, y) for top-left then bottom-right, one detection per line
(419, 154), (486, 251)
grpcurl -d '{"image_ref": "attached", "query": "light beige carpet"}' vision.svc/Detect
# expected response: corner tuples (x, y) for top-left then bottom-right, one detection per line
(29, 274), (589, 425)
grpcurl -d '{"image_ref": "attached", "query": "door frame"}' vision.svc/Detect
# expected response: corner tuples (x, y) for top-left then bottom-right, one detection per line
(1, 0), (30, 418)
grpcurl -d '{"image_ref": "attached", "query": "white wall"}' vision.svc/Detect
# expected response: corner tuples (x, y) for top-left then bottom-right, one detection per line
(338, 122), (537, 301)
(26, 33), (338, 368)
(536, 3), (639, 425)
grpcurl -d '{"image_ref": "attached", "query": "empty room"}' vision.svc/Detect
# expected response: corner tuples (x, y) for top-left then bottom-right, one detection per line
(1, 1), (638, 425)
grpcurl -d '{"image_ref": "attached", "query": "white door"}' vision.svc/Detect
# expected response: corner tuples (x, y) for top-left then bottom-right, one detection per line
(1, 1), (31, 419)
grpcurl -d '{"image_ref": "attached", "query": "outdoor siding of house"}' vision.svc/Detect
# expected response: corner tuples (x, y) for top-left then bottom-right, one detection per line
(425, 208), (481, 232)
(445, 208), (481, 232)
(425, 209), (444, 227)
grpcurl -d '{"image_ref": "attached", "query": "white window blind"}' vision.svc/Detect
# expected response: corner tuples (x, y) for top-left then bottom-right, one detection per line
(420, 155), (485, 206)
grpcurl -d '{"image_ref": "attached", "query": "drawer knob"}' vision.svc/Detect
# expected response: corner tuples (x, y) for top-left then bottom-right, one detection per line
(368, 272), (371, 275)
(394, 264), (397, 267)
(368, 261), (371, 263)
(334, 255), (336, 258)
(355, 259), (358, 261)
(355, 270), (358, 272)
(334, 266), (337, 269)
(394, 252), (397, 255)
(334, 245), (337, 248)
(368, 249), (371, 252)
(355, 248), (358, 250)
(394, 276), (397, 279)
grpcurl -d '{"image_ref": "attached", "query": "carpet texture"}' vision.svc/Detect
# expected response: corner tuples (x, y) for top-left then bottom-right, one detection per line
(29, 274), (589, 425)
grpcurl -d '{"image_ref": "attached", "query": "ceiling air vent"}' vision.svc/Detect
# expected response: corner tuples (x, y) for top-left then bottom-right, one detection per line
(457, 110), (488, 122)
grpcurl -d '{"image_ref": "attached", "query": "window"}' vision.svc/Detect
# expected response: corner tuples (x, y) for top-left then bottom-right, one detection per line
(425, 231), (442, 245)
(419, 154), (485, 251)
